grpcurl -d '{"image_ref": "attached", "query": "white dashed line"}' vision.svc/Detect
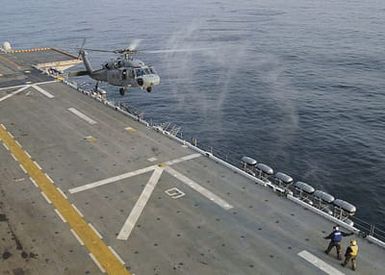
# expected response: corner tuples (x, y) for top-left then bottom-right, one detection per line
(2, 143), (9, 150)
(25, 151), (31, 158)
(72, 204), (84, 217)
(70, 229), (84, 246)
(89, 223), (103, 239)
(34, 161), (42, 170)
(45, 173), (54, 183)
(29, 177), (38, 188)
(108, 246), (125, 265)
(57, 187), (67, 199)
(10, 153), (17, 161)
(41, 192), (52, 204)
(54, 209), (67, 223)
(89, 253), (106, 273)
(68, 107), (97, 125)
(19, 164), (27, 174)
(32, 84), (54, 98)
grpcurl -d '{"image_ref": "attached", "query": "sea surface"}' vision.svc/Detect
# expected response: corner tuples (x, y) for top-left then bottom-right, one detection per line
(1, 0), (385, 231)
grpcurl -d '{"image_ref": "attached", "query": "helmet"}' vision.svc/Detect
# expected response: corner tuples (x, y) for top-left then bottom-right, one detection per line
(333, 226), (339, 231)
(350, 240), (357, 246)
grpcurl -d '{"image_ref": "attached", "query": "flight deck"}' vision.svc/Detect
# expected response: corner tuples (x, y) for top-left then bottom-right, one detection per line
(0, 48), (384, 275)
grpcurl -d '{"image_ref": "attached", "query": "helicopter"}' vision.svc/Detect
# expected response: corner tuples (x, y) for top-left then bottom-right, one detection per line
(69, 41), (160, 95)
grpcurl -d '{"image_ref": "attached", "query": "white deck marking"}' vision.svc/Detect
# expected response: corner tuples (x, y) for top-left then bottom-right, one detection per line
(29, 177), (38, 188)
(117, 167), (164, 240)
(165, 153), (201, 165)
(68, 107), (97, 125)
(69, 153), (201, 194)
(41, 192), (52, 204)
(57, 187), (67, 199)
(54, 209), (67, 223)
(25, 151), (31, 158)
(70, 229), (84, 245)
(72, 204), (84, 217)
(165, 167), (233, 210)
(147, 157), (157, 162)
(31, 84), (54, 98)
(165, 187), (185, 199)
(19, 164), (27, 174)
(89, 223), (103, 239)
(108, 246), (125, 265)
(33, 161), (42, 170)
(2, 143), (9, 150)
(69, 165), (157, 194)
(89, 253), (106, 273)
(0, 80), (57, 91)
(45, 173), (54, 183)
(10, 153), (17, 161)
(298, 250), (345, 275)
(0, 85), (29, 102)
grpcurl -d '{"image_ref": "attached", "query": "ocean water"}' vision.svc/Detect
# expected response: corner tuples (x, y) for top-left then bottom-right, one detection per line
(1, 0), (385, 230)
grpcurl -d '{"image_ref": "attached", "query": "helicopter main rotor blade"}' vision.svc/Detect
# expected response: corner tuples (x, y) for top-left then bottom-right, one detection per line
(128, 39), (142, 51)
(142, 48), (216, 54)
(80, 48), (115, 53)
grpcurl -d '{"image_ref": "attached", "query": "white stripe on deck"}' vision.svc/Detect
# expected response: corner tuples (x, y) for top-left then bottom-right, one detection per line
(165, 167), (233, 210)
(0, 85), (29, 102)
(117, 167), (164, 240)
(298, 250), (345, 275)
(165, 153), (201, 165)
(32, 85), (54, 98)
(68, 107), (97, 125)
(69, 165), (157, 194)
(0, 80), (57, 92)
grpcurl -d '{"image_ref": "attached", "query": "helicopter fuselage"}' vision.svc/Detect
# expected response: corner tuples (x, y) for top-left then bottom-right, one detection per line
(79, 50), (160, 94)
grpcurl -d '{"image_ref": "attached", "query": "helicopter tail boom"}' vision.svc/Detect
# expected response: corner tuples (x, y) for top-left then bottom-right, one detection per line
(79, 50), (94, 74)
(67, 70), (90, 77)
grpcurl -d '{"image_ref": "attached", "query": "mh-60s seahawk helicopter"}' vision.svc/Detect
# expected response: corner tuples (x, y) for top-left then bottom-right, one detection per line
(70, 40), (214, 96)
(70, 40), (161, 95)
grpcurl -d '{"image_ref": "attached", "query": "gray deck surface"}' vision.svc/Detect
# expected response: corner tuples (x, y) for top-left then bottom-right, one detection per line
(0, 51), (384, 275)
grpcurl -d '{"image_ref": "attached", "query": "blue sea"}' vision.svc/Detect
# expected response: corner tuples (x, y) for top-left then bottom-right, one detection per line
(2, 0), (385, 231)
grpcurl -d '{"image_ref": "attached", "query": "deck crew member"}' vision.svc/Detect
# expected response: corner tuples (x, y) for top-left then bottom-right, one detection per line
(341, 239), (359, 271)
(324, 226), (353, 259)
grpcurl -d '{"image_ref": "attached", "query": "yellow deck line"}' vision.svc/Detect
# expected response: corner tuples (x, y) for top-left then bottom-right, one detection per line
(0, 124), (130, 275)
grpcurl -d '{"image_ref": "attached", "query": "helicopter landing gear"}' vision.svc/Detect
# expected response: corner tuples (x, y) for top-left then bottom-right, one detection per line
(119, 87), (126, 96)
(146, 86), (152, 93)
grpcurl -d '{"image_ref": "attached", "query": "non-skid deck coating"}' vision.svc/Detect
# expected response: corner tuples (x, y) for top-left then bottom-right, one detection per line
(0, 50), (385, 275)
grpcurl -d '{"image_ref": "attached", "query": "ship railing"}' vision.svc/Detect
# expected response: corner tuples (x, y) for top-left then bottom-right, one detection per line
(350, 216), (385, 243)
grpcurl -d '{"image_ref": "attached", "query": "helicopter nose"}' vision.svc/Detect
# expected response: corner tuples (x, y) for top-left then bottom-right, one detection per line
(143, 74), (160, 87)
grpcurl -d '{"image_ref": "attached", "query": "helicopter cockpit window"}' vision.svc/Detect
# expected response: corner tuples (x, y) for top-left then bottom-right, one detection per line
(149, 67), (156, 74)
(144, 68), (151, 75)
(135, 69), (144, 77)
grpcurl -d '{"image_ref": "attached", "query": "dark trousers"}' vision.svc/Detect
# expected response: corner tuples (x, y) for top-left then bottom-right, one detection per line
(325, 241), (342, 259)
(342, 255), (357, 270)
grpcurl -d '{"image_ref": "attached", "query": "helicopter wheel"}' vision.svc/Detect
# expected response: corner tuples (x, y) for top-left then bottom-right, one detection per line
(146, 86), (152, 93)
(119, 88), (125, 96)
